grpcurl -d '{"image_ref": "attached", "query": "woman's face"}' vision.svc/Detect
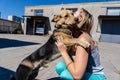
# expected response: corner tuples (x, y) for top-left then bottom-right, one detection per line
(74, 9), (84, 22)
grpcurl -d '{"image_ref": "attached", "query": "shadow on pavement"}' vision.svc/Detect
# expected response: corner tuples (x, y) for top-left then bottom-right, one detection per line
(0, 67), (15, 80)
(0, 38), (40, 48)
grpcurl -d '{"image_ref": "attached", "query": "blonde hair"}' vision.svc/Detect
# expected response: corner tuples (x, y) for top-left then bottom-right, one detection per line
(77, 8), (93, 35)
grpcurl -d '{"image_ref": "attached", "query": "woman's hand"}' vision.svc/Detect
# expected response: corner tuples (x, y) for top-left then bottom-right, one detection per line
(55, 36), (67, 54)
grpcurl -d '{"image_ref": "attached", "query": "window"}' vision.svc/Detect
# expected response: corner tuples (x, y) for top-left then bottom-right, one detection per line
(34, 9), (43, 16)
(107, 8), (120, 15)
(35, 24), (45, 34)
(12, 16), (22, 23)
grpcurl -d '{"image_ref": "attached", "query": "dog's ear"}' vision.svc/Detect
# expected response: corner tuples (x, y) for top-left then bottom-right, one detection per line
(66, 10), (72, 13)
(66, 10), (74, 16)
(51, 15), (60, 22)
(51, 15), (57, 22)
(60, 10), (68, 17)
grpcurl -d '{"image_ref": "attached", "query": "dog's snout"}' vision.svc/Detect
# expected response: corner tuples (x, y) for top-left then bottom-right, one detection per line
(63, 22), (65, 24)
(74, 17), (79, 22)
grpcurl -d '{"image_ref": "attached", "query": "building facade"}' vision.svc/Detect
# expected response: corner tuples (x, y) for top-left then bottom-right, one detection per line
(0, 18), (23, 34)
(8, 15), (23, 23)
(24, 1), (120, 43)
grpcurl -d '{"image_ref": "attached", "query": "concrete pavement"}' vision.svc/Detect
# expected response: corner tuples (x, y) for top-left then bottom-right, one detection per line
(0, 34), (120, 80)
(98, 42), (120, 80)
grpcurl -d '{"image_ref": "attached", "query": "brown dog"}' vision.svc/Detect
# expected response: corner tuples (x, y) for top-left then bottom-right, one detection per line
(52, 10), (76, 29)
(10, 10), (90, 80)
(52, 10), (90, 48)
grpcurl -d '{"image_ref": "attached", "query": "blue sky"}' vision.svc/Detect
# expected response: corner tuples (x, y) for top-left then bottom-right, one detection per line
(0, 0), (119, 19)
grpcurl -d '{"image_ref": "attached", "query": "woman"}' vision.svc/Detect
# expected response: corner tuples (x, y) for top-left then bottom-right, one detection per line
(55, 8), (106, 80)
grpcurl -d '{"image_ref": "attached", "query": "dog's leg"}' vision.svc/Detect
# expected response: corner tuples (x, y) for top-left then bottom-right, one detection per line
(28, 68), (39, 80)
(15, 59), (35, 80)
(16, 59), (45, 80)
(54, 32), (90, 48)
(16, 65), (33, 80)
(10, 60), (34, 80)
(63, 38), (90, 48)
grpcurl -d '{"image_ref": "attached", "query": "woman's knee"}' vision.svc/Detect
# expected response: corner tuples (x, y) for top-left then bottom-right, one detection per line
(60, 69), (74, 80)
(55, 61), (67, 75)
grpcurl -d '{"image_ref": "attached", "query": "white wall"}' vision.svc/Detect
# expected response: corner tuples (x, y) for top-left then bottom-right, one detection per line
(24, 2), (120, 41)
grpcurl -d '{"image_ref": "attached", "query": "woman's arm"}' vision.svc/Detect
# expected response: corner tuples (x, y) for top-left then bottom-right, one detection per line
(55, 36), (73, 67)
(70, 44), (89, 79)
(55, 34), (91, 79)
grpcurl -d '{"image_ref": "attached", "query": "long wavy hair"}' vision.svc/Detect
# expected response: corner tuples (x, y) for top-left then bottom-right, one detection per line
(72, 8), (93, 38)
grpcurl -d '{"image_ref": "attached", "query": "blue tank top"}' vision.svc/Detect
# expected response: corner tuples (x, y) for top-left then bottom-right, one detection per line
(86, 42), (104, 75)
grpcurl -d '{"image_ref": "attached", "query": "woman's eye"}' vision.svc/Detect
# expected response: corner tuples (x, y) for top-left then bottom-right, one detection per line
(79, 15), (82, 17)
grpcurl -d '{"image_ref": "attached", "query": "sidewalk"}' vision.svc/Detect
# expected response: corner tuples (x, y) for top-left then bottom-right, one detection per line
(0, 34), (120, 80)
(98, 42), (120, 80)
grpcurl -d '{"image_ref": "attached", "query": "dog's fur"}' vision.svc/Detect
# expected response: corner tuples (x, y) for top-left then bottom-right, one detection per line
(10, 10), (90, 80)
(52, 10), (90, 48)
(10, 34), (59, 80)
(52, 10), (76, 29)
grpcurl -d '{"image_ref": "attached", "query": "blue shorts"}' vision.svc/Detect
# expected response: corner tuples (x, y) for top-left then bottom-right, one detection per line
(56, 61), (106, 80)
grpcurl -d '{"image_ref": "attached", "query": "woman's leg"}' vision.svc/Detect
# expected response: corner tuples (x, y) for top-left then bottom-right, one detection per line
(55, 61), (74, 80)
(60, 69), (74, 80)
(82, 72), (107, 80)
(55, 61), (67, 75)
(56, 62), (106, 80)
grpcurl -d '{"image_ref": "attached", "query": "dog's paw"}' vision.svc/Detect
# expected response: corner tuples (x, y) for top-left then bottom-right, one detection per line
(79, 40), (90, 48)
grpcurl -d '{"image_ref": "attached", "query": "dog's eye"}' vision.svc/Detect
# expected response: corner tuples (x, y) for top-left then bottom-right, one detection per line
(71, 13), (74, 15)
(65, 15), (68, 17)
